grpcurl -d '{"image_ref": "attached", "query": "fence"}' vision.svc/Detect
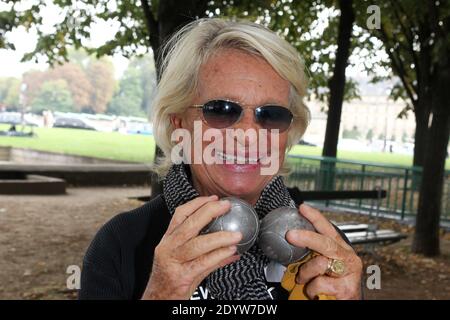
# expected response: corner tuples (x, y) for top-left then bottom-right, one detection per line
(286, 155), (450, 222)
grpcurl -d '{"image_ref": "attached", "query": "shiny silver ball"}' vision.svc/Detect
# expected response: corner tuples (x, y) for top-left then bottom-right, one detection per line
(201, 197), (259, 254)
(258, 207), (315, 265)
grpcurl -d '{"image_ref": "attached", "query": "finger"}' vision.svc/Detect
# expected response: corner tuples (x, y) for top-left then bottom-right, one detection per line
(286, 230), (346, 259)
(166, 195), (218, 235)
(299, 204), (350, 249)
(178, 231), (242, 262)
(296, 255), (329, 284)
(188, 245), (239, 276)
(196, 254), (241, 284)
(170, 200), (231, 245)
(304, 275), (339, 300)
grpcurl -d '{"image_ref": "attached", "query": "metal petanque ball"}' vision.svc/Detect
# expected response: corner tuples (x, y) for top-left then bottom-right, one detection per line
(201, 197), (259, 254)
(258, 207), (315, 266)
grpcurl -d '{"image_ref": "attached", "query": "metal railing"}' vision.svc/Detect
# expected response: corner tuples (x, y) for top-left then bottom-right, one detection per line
(285, 155), (450, 222)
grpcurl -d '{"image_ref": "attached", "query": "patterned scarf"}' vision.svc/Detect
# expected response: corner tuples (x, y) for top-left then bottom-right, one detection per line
(162, 164), (296, 300)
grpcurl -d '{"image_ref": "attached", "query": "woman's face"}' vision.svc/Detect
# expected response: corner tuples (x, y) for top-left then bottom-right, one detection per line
(172, 49), (290, 205)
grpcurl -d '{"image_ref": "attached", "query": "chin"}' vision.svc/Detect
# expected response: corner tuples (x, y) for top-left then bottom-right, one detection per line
(208, 163), (273, 200)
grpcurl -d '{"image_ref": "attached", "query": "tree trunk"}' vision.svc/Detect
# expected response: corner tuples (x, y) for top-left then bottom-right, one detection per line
(412, 107), (429, 168)
(141, 0), (209, 197)
(322, 0), (354, 158)
(411, 111), (449, 256)
(319, 0), (354, 190)
(410, 105), (430, 191)
(412, 68), (450, 256)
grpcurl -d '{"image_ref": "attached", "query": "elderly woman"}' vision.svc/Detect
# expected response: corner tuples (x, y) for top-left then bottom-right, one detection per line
(79, 18), (362, 300)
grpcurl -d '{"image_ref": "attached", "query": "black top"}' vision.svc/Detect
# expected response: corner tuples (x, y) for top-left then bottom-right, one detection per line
(79, 195), (350, 300)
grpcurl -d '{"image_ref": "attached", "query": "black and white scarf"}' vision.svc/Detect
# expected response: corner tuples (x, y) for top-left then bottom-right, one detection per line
(162, 164), (296, 300)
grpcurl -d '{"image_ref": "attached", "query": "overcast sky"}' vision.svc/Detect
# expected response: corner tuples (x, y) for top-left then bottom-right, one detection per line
(0, 2), (389, 81)
(0, 1), (130, 79)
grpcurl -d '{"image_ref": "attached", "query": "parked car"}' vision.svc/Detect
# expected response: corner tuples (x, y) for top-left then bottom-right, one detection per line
(53, 117), (96, 130)
(0, 112), (39, 126)
(298, 139), (317, 147)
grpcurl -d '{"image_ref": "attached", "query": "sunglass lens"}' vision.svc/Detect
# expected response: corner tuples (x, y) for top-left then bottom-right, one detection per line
(202, 100), (242, 129)
(255, 106), (293, 132)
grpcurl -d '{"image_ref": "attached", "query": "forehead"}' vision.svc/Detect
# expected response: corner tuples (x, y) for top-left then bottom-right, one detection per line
(196, 49), (290, 106)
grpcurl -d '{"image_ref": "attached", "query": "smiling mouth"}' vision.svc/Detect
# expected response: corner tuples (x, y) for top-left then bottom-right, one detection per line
(215, 151), (262, 164)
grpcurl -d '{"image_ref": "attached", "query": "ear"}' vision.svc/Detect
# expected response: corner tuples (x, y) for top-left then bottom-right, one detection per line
(170, 114), (183, 129)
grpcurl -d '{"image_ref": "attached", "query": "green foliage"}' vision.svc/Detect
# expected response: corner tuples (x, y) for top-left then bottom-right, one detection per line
(129, 55), (157, 114)
(342, 126), (361, 139)
(214, 0), (362, 105)
(85, 58), (115, 113)
(31, 79), (74, 113)
(354, 0), (450, 115)
(366, 128), (374, 141)
(0, 7), (17, 49)
(0, 77), (20, 108)
(2, 0), (364, 107)
(108, 55), (156, 117)
(402, 131), (408, 143)
(108, 68), (144, 117)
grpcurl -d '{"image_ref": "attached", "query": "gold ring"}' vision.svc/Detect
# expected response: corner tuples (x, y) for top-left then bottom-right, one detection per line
(325, 258), (345, 277)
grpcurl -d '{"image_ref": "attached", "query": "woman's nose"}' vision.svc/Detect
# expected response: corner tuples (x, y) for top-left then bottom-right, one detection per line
(232, 108), (260, 146)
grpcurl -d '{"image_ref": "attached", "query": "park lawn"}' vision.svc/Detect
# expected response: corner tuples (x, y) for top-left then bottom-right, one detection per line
(1, 124), (448, 169)
(290, 144), (450, 169)
(0, 124), (155, 163)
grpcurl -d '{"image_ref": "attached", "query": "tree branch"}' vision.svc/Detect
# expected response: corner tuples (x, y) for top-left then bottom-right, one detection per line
(388, 0), (420, 87)
(378, 24), (417, 106)
(141, 0), (159, 49)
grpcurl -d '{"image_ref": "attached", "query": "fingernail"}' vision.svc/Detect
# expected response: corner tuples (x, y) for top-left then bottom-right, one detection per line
(228, 245), (237, 253)
(209, 195), (218, 199)
(220, 199), (230, 206)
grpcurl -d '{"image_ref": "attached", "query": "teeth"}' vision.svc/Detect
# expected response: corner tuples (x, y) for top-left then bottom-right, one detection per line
(216, 151), (259, 163)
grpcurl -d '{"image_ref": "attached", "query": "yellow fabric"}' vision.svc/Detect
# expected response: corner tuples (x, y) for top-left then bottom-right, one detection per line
(281, 252), (336, 300)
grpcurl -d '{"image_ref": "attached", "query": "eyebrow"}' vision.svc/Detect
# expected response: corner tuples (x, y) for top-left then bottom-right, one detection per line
(203, 96), (288, 107)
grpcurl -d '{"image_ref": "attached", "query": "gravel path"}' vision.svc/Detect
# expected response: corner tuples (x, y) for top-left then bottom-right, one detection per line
(0, 187), (448, 299)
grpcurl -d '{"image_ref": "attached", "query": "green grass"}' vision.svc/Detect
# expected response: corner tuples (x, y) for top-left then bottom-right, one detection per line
(290, 145), (450, 169)
(1, 124), (448, 169)
(0, 125), (155, 163)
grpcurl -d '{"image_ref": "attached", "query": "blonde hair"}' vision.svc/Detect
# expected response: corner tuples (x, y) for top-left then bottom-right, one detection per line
(152, 18), (310, 176)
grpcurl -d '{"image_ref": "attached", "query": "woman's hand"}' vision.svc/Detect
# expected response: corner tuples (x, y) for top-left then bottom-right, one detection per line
(141, 195), (242, 300)
(286, 204), (363, 300)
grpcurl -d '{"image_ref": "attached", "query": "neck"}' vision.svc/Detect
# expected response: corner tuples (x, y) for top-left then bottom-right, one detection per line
(191, 175), (259, 206)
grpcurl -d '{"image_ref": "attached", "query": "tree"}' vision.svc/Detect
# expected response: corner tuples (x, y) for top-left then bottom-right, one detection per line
(108, 67), (145, 117)
(48, 62), (92, 111)
(366, 128), (374, 142)
(401, 131), (408, 143)
(108, 55), (157, 117)
(31, 79), (74, 113)
(0, 77), (20, 108)
(85, 59), (115, 114)
(342, 126), (360, 139)
(22, 70), (48, 107)
(355, 1), (448, 169)
(355, 0), (450, 256)
(130, 56), (157, 114)
(322, 0), (355, 159)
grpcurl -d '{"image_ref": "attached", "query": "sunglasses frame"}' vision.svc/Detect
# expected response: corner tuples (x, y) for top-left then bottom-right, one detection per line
(189, 99), (294, 132)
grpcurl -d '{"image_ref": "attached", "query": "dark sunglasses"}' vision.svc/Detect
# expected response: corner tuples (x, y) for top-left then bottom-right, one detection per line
(190, 99), (294, 132)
